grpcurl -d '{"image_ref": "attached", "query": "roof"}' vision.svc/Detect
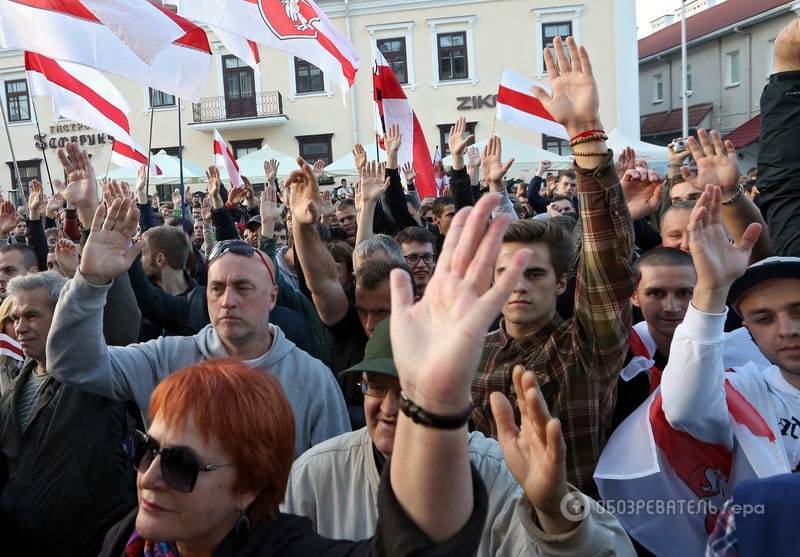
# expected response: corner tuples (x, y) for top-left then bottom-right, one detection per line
(639, 0), (792, 60)
(722, 114), (762, 148)
(641, 102), (714, 137)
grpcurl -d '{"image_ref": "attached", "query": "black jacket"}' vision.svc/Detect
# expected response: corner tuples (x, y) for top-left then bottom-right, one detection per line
(0, 360), (137, 556)
(99, 463), (488, 557)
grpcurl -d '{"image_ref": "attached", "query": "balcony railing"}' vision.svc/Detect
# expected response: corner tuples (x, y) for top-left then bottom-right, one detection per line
(191, 91), (284, 124)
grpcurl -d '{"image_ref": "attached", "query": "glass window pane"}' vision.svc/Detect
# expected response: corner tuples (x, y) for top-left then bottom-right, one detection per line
(439, 34), (451, 48)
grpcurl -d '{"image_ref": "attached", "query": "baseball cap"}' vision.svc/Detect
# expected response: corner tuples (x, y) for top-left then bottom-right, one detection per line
(728, 256), (800, 314)
(338, 318), (396, 379)
(246, 215), (262, 230)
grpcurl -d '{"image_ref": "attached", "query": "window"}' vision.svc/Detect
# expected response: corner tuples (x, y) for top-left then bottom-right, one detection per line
(297, 134), (333, 165)
(542, 21), (572, 66)
(150, 146), (183, 157)
(377, 37), (408, 84)
(223, 55), (257, 118)
(438, 121), (477, 157)
(437, 32), (468, 81)
(654, 73), (664, 103)
(542, 135), (572, 156)
(6, 159), (40, 193)
(5, 79), (30, 122)
(727, 50), (741, 86)
(149, 88), (176, 108)
(294, 57), (325, 94)
(231, 139), (262, 160)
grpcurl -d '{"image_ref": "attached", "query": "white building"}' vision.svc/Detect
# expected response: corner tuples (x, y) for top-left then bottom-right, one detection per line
(1, 0), (639, 200)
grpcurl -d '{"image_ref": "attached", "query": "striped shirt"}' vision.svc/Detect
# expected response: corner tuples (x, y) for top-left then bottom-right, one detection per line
(470, 153), (635, 495)
(16, 371), (47, 432)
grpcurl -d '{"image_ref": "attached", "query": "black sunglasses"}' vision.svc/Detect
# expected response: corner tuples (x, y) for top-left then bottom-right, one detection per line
(127, 430), (235, 493)
(208, 239), (274, 285)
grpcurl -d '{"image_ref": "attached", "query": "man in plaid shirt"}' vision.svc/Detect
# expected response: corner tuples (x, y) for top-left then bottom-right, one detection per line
(470, 36), (636, 496)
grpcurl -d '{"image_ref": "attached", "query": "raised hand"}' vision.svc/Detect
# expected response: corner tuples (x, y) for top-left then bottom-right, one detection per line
(0, 201), (17, 236)
(27, 179), (44, 220)
(491, 366), (575, 534)
(171, 187), (183, 210)
(384, 125), (402, 169)
(536, 160), (553, 178)
(206, 166), (223, 209)
(287, 157), (320, 225)
(319, 190), (335, 218)
(681, 129), (740, 194)
(45, 192), (64, 220)
(200, 197), (212, 222)
(353, 143), (367, 172)
(227, 186), (246, 207)
(104, 180), (131, 206)
(401, 161), (417, 184)
(242, 176), (258, 209)
(667, 139), (689, 167)
(621, 166), (663, 221)
(264, 158), (280, 183)
(467, 145), (481, 184)
(688, 185), (762, 313)
(312, 159), (325, 179)
(134, 166), (148, 204)
(260, 184), (283, 223)
(531, 36), (601, 137)
(389, 193), (530, 415)
(79, 198), (143, 285)
(54, 236), (78, 279)
(360, 161), (390, 202)
(481, 136), (515, 192)
(615, 147), (635, 180)
(447, 117), (475, 171)
(56, 142), (99, 212)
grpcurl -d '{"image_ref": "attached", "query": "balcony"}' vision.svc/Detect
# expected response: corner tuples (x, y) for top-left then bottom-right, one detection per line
(189, 91), (288, 131)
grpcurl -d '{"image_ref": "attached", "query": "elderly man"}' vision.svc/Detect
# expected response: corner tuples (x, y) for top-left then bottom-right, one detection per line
(0, 272), (136, 556)
(284, 319), (635, 556)
(46, 197), (349, 458)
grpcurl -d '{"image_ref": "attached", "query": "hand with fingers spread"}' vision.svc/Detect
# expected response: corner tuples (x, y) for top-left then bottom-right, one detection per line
(353, 143), (367, 173)
(206, 166), (223, 209)
(56, 142), (100, 222)
(448, 116), (475, 171)
(171, 188), (183, 210)
(55, 236), (79, 279)
(79, 198), (143, 285)
(0, 201), (17, 237)
(104, 180), (131, 206)
(687, 185), (762, 313)
(621, 166), (663, 221)
(531, 36), (602, 140)
(466, 145), (481, 184)
(260, 185), (283, 240)
(319, 190), (335, 219)
(27, 180), (44, 220)
(311, 160), (326, 179)
(46, 192), (64, 220)
(491, 365), (576, 534)
(681, 129), (740, 194)
(481, 136), (515, 192)
(384, 125), (402, 169)
(401, 161), (417, 185)
(264, 158), (280, 183)
(615, 147), (636, 180)
(287, 157), (321, 225)
(242, 176), (258, 209)
(360, 161), (390, 202)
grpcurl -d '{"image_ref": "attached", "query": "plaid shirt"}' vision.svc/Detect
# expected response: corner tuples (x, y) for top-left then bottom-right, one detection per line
(470, 153), (634, 495)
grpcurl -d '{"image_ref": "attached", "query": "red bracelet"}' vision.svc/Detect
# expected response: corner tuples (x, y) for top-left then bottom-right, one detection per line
(569, 129), (605, 142)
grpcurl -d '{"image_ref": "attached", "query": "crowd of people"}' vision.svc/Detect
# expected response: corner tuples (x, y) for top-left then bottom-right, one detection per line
(0, 22), (798, 557)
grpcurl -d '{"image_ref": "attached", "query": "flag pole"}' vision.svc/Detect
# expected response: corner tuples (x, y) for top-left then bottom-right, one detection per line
(177, 98), (186, 219)
(145, 88), (156, 199)
(0, 94), (25, 208)
(29, 98), (54, 194)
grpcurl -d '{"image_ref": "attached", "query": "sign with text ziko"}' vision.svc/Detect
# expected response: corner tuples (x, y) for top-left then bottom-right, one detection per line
(34, 123), (113, 150)
(457, 95), (498, 111)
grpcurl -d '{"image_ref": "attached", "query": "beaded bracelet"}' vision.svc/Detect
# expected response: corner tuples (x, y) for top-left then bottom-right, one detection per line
(570, 134), (608, 148)
(721, 184), (745, 206)
(572, 150), (609, 157)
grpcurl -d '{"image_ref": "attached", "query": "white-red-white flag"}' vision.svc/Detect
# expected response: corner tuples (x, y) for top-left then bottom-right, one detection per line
(496, 69), (569, 140)
(0, 333), (23, 362)
(211, 26), (261, 79)
(111, 141), (162, 176)
(213, 130), (242, 188)
(25, 52), (161, 176)
(1, 0), (211, 101)
(372, 48), (436, 199)
(178, 0), (360, 94)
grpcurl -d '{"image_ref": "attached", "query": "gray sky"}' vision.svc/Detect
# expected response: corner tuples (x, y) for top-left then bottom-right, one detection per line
(636, 0), (684, 38)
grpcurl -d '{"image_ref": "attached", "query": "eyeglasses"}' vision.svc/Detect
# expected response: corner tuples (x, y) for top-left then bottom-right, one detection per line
(404, 253), (434, 266)
(208, 239), (275, 286)
(359, 379), (401, 398)
(127, 430), (236, 493)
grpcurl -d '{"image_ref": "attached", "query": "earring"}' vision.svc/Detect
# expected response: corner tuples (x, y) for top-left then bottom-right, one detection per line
(235, 510), (250, 534)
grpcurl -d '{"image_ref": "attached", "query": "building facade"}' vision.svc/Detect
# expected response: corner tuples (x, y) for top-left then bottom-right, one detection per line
(638, 0), (800, 169)
(1, 0), (638, 199)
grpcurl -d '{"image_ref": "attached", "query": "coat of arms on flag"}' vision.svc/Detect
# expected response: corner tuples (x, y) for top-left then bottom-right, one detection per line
(259, 0), (320, 38)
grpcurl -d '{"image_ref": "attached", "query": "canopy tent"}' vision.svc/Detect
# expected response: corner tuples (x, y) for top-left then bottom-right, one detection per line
(103, 150), (206, 185)
(325, 143), (386, 178)
(607, 128), (669, 163)
(441, 137), (573, 175)
(235, 144), (302, 182)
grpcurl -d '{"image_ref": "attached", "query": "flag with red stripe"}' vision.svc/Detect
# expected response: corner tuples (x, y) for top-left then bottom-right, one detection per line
(1, 0), (211, 101)
(496, 69), (568, 140)
(213, 130), (242, 188)
(210, 26), (261, 79)
(0, 334), (24, 362)
(25, 52), (160, 176)
(372, 49), (436, 200)
(178, 0), (360, 94)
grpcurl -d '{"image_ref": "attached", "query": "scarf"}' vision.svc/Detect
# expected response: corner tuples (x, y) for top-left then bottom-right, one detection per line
(125, 532), (179, 557)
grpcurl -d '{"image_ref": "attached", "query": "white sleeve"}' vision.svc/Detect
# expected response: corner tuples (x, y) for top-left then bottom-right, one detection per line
(660, 304), (734, 448)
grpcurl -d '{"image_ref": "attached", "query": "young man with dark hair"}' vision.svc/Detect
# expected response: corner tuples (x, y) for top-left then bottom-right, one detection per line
(335, 199), (357, 245)
(0, 244), (39, 300)
(395, 226), (436, 300)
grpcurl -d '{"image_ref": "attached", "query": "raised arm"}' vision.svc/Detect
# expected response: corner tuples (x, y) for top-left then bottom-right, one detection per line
(661, 186), (762, 446)
(26, 180), (48, 272)
(355, 161), (389, 248)
(448, 117), (477, 210)
(389, 192), (528, 541)
(55, 142), (100, 229)
(289, 158), (349, 326)
(481, 136), (517, 218)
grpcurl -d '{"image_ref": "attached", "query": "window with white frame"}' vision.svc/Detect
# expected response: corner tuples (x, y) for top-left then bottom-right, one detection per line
(368, 22), (416, 89)
(377, 38), (409, 84)
(289, 56), (329, 98)
(426, 16), (477, 88)
(726, 50), (741, 86)
(5, 79), (30, 122)
(654, 73), (664, 103)
(149, 88), (176, 109)
(532, 5), (584, 76)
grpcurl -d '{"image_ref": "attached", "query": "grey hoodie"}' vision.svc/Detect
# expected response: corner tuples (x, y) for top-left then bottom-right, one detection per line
(46, 271), (350, 458)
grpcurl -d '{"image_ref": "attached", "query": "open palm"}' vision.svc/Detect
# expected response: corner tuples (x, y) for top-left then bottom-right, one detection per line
(56, 142), (98, 209)
(681, 129), (740, 193)
(79, 198), (143, 284)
